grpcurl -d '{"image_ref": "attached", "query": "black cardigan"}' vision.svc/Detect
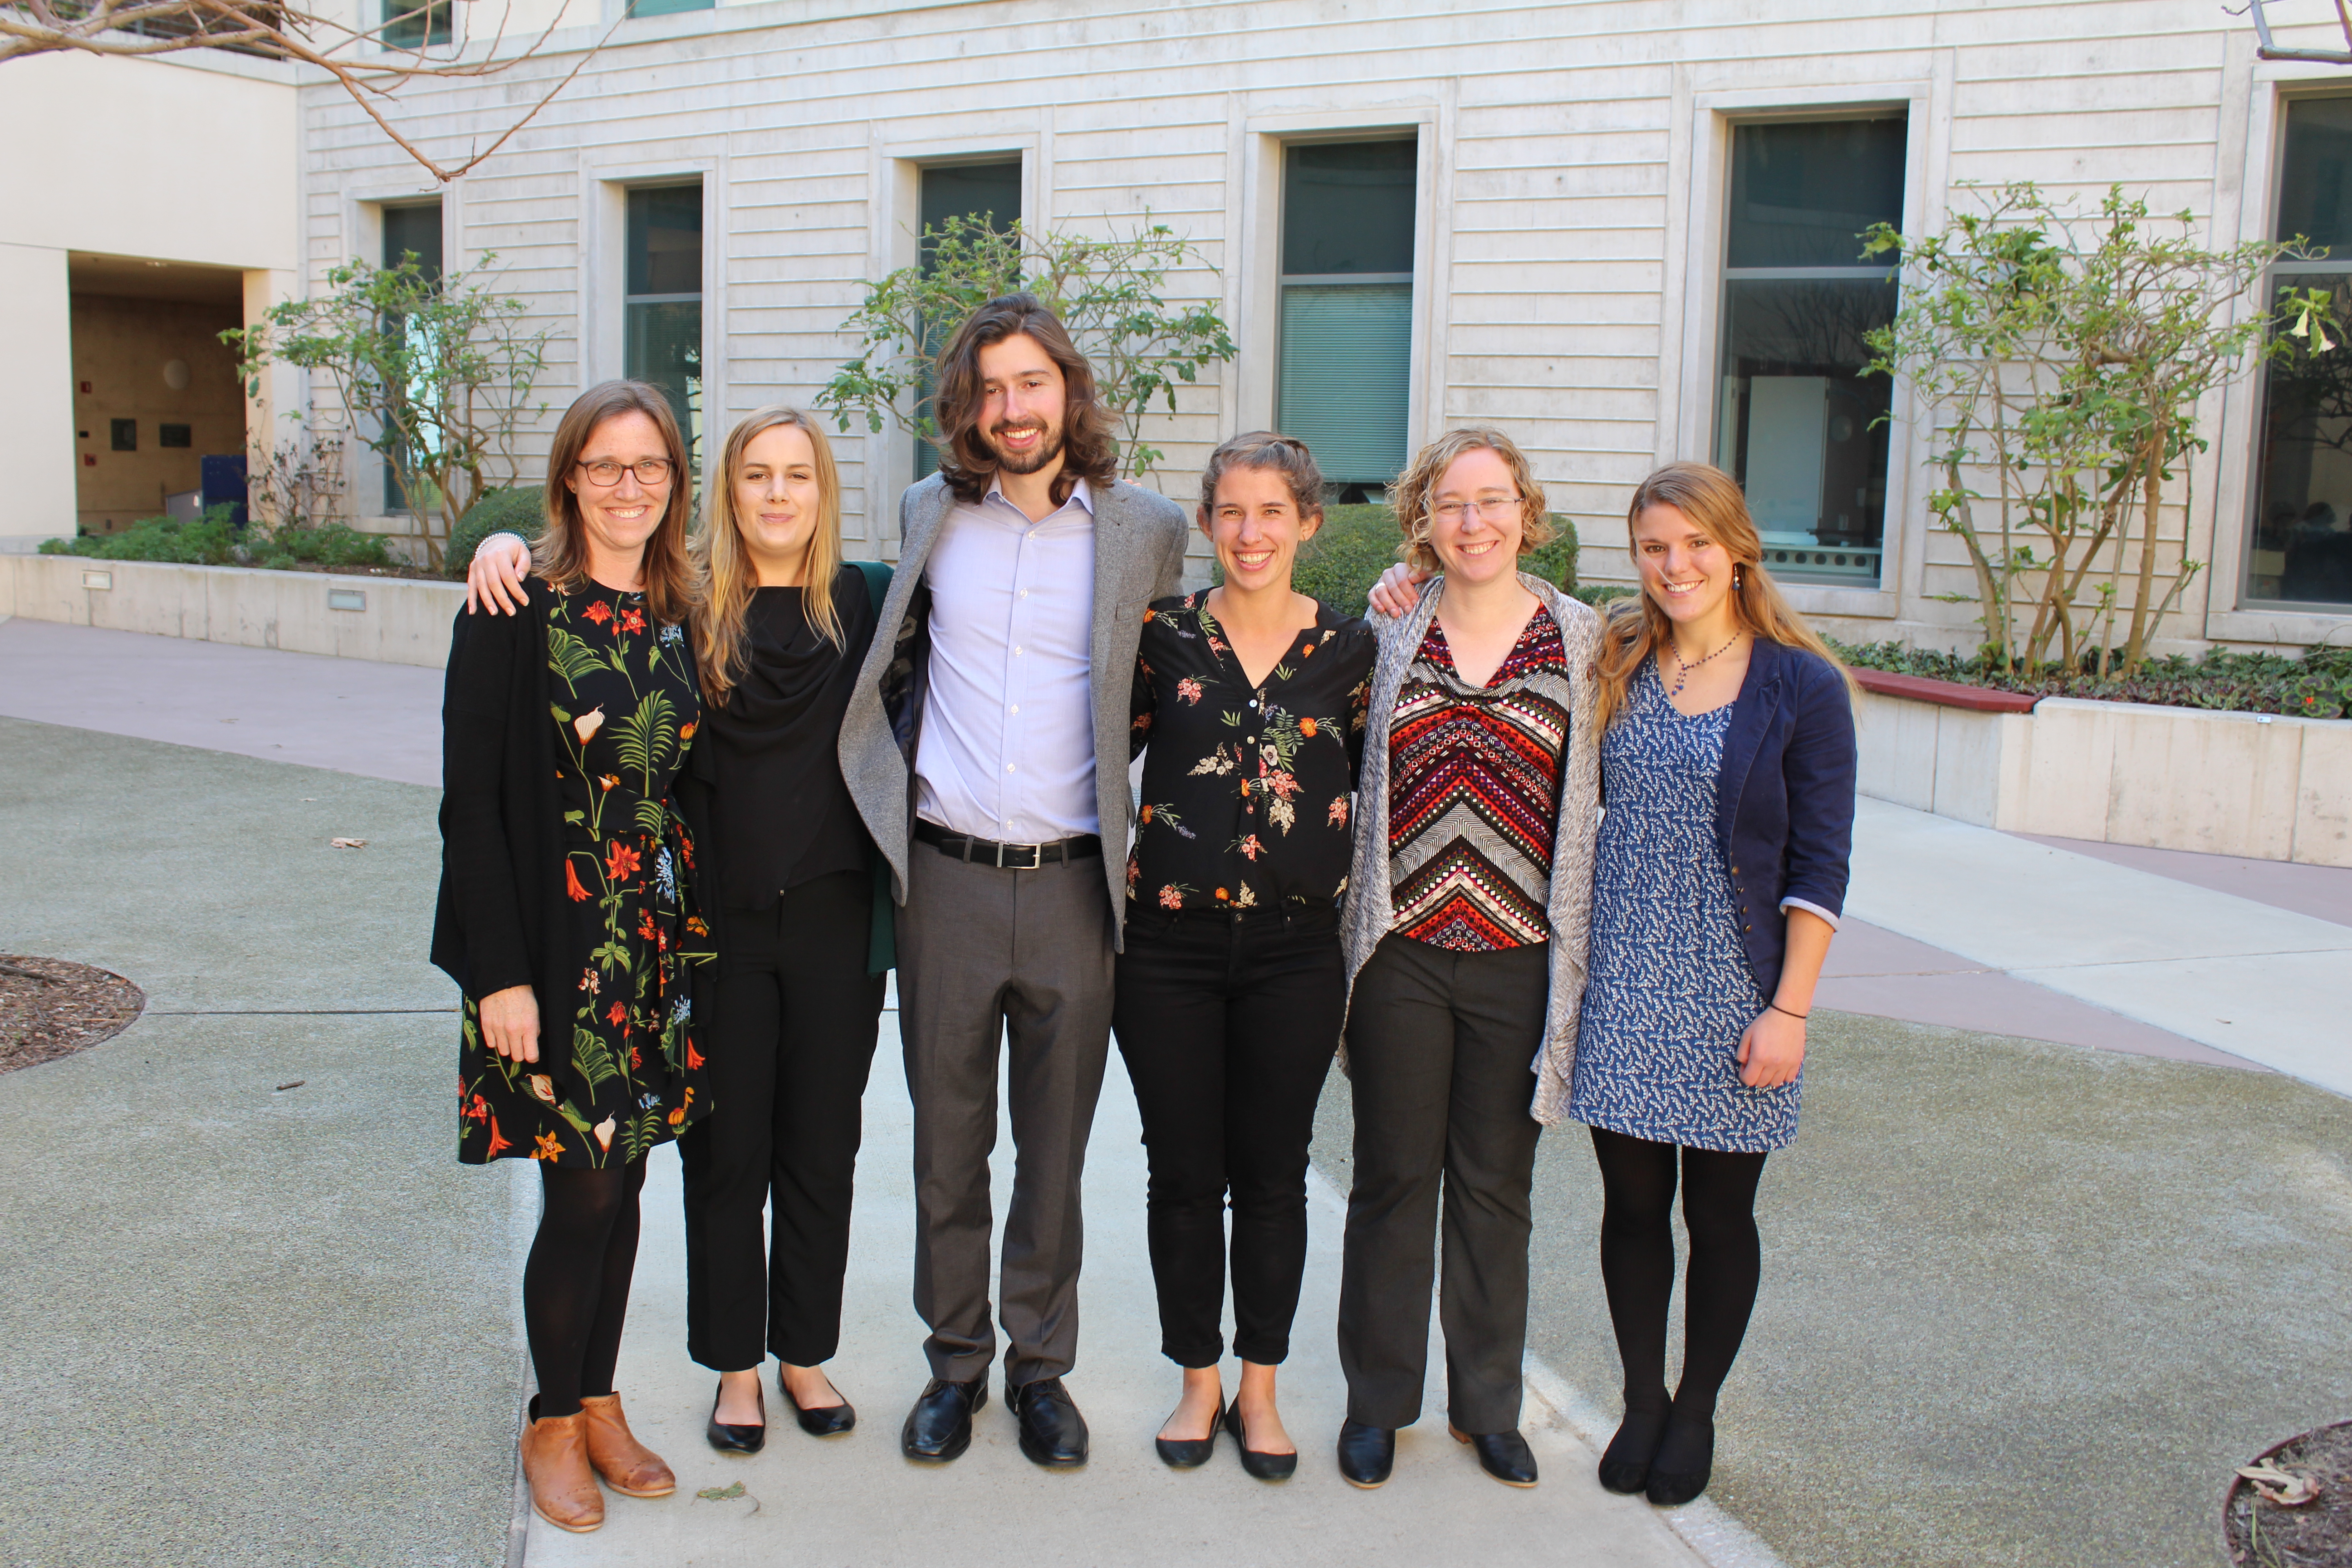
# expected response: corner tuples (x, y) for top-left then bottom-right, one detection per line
(428, 580), (706, 1068)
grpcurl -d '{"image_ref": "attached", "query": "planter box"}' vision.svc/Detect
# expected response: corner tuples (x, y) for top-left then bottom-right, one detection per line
(1852, 670), (2351, 868)
(0, 553), (465, 669)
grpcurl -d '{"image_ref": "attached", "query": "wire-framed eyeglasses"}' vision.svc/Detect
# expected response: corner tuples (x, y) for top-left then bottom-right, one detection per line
(576, 458), (675, 487)
(1430, 495), (1522, 526)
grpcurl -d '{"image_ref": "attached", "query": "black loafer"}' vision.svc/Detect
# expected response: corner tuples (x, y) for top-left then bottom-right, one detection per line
(1645, 1411), (1714, 1507)
(1336, 1417), (1394, 1488)
(1451, 1423), (1538, 1487)
(779, 1368), (856, 1436)
(706, 1380), (765, 1455)
(900, 1375), (986, 1463)
(1007, 1377), (1089, 1467)
(1153, 1398), (1218, 1469)
(1221, 1400), (1298, 1482)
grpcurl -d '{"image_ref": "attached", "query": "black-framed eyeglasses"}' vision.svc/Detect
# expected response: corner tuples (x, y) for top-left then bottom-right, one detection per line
(576, 458), (675, 487)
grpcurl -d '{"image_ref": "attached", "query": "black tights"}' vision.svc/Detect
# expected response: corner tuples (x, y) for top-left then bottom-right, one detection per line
(524, 1160), (647, 1420)
(1589, 1127), (1767, 1422)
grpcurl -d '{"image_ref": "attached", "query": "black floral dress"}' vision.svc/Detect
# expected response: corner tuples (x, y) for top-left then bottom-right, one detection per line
(459, 582), (713, 1168)
(1127, 590), (1374, 912)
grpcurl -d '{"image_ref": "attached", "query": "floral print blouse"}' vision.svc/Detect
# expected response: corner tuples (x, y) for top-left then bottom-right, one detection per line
(1127, 590), (1374, 913)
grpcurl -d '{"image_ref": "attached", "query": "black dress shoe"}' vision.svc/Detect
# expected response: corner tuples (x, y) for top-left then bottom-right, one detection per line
(1007, 1377), (1089, 1467)
(1450, 1424), (1538, 1487)
(779, 1368), (856, 1436)
(900, 1375), (986, 1463)
(1335, 1417), (1395, 1489)
(1645, 1411), (1715, 1507)
(1597, 1397), (1670, 1494)
(706, 1381), (765, 1455)
(1221, 1400), (1298, 1481)
(1153, 1400), (1219, 1469)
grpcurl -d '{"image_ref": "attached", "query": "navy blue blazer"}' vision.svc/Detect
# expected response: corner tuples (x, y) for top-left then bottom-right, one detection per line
(1712, 637), (1858, 1003)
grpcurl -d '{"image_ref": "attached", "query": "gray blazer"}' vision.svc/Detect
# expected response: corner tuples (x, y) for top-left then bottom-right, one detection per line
(838, 472), (1188, 946)
(1339, 573), (1605, 1124)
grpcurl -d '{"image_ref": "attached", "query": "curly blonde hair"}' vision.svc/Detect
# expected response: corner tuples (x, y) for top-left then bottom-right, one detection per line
(1390, 426), (1556, 575)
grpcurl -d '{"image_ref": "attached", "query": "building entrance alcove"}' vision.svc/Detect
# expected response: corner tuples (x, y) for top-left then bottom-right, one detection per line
(67, 254), (247, 536)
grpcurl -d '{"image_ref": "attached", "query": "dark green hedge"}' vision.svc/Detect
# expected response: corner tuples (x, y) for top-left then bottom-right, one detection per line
(446, 485), (546, 578)
(1834, 639), (2352, 720)
(39, 507), (389, 570)
(1243, 504), (1581, 613)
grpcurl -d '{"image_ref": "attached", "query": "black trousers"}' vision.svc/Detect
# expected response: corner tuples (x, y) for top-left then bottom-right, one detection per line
(1338, 933), (1548, 1433)
(1112, 905), (1344, 1368)
(681, 869), (885, 1372)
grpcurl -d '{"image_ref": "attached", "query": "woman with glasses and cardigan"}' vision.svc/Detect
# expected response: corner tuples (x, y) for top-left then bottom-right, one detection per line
(1569, 461), (1856, 1509)
(466, 409), (893, 1457)
(1116, 432), (1373, 1482)
(1335, 426), (1603, 1492)
(435, 380), (709, 1535)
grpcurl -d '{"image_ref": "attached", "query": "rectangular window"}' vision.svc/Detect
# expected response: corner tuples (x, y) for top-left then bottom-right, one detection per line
(381, 0), (450, 49)
(914, 160), (1023, 481)
(626, 0), (713, 16)
(381, 200), (445, 512)
(2249, 97), (2352, 610)
(1277, 137), (1416, 496)
(1714, 117), (1906, 587)
(625, 183), (705, 470)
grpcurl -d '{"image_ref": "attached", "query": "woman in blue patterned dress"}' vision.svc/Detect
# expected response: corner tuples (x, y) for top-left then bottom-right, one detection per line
(1570, 461), (1857, 1509)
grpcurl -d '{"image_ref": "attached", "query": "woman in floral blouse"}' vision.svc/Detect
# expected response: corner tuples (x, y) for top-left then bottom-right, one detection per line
(1117, 431), (1373, 1481)
(432, 381), (711, 1535)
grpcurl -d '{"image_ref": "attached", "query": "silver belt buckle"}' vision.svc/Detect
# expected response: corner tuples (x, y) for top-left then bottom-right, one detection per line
(996, 840), (1045, 870)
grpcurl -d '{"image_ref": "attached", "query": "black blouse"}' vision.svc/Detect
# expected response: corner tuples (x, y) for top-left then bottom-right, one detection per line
(1127, 590), (1374, 913)
(703, 568), (880, 908)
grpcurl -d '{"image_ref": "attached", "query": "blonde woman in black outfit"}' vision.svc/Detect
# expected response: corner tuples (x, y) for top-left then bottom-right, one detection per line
(466, 407), (890, 1455)
(1117, 432), (1374, 1480)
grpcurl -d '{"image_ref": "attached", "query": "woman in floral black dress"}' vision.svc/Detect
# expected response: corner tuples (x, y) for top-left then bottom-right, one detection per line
(433, 381), (710, 1535)
(1116, 432), (1373, 1480)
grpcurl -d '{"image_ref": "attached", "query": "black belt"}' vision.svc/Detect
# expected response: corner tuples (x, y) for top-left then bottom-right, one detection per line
(914, 820), (1102, 870)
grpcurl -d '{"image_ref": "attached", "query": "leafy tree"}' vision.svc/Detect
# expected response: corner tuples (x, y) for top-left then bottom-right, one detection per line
(818, 211), (1237, 483)
(1864, 183), (2337, 676)
(224, 254), (552, 569)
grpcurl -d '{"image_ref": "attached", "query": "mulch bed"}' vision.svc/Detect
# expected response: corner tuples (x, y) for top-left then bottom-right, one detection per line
(0, 955), (146, 1073)
(2227, 1421), (2352, 1566)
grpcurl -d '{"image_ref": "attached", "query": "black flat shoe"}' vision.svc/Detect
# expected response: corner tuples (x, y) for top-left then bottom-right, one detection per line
(779, 1368), (856, 1436)
(1153, 1393), (1220, 1469)
(1597, 1397), (1670, 1495)
(1335, 1417), (1395, 1489)
(900, 1375), (986, 1463)
(1007, 1377), (1089, 1468)
(1450, 1424), (1538, 1487)
(1221, 1400), (1298, 1482)
(1645, 1410), (1715, 1507)
(706, 1381), (765, 1455)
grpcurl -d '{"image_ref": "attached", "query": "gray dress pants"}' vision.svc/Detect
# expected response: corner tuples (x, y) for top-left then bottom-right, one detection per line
(899, 841), (1117, 1386)
(1337, 932), (1548, 1433)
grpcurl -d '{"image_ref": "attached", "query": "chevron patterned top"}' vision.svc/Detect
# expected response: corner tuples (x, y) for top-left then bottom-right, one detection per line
(1387, 606), (1574, 952)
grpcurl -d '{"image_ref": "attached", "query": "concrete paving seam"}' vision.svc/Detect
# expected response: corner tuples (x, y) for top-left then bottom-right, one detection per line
(507, 1158), (539, 1568)
(1301, 1164), (1789, 1568)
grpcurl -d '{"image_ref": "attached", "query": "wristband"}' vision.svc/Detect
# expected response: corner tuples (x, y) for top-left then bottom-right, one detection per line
(1767, 1003), (1808, 1022)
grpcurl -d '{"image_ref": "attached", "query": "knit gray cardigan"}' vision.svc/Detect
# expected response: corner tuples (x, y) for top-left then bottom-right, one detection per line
(1339, 573), (1605, 1126)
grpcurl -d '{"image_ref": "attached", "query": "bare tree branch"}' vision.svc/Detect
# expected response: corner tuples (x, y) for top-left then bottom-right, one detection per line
(2242, 0), (2352, 65)
(0, 0), (619, 182)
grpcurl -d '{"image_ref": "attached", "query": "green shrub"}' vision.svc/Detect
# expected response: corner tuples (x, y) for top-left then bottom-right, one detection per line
(1230, 504), (1579, 614)
(41, 508), (242, 565)
(257, 520), (391, 570)
(1574, 583), (1639, 608)
(446, 485), (545, 579)
(1832, 637), (2352, 719)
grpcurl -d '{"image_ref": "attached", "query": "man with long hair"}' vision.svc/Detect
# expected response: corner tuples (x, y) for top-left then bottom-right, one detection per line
(839, 294), (1188, 1468)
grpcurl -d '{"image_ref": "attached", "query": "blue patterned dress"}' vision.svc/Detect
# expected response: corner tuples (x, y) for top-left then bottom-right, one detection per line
(1569, 657), (1798, 1152)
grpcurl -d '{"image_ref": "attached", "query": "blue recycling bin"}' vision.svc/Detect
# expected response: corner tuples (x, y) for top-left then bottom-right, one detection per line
(200, 454), (250, 528)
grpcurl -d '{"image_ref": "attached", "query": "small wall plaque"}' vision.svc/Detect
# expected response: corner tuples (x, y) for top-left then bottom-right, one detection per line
(327, 588), (367, 612)
(159, 424), (192, 448)
(110, 420), (136, 452)
(82, 570), (113, 590)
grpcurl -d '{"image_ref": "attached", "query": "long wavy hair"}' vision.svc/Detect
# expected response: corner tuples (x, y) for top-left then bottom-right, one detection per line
(533, 380), (699, 628)
(694, 406), (846, 710)
(1595, 460), (1857, 731)
(1390, 426), (1558, 575)
(931, 293), (1120, 506)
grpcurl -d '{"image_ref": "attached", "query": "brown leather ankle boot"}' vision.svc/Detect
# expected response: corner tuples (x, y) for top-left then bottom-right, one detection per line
(520, 1401), (604, 1533)
(580, 1392), (676, 1498)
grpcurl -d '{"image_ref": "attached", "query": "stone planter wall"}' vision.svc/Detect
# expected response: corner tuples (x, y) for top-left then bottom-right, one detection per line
(0, 553), (465, 669)
(1853, 670), (2352, 867)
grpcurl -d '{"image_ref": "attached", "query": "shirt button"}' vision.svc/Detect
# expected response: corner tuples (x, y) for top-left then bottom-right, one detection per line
(1006, 763), (1017, 773)
(1009, 705), (1020, 715)
(1019, 589), (1029, 599)
(1014, 646), (1024, 656)
(1249, 699), (1259, 708)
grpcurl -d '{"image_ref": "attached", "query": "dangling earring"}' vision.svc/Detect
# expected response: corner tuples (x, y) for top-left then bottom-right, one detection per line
(1733, 568), (1744, 592)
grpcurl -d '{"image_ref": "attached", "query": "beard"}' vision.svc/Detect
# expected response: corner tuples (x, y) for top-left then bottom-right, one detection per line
(986, 417), (1065, 475)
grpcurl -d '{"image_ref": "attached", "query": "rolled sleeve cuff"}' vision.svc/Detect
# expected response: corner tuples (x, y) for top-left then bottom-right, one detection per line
(1779, 896), (1842, 930)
